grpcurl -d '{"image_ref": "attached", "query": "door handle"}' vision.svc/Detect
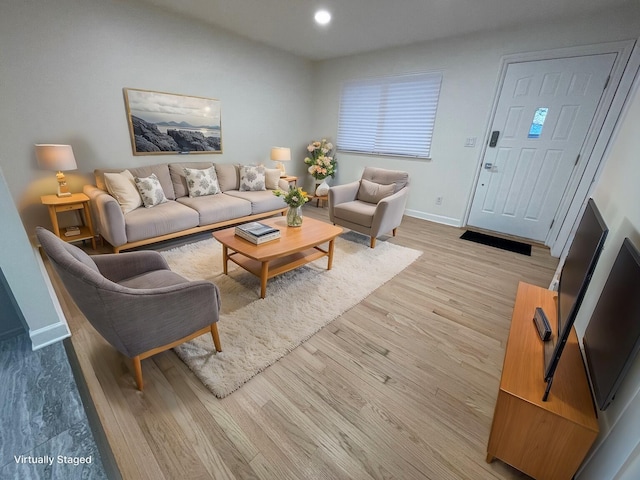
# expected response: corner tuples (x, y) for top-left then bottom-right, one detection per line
(484, 163), (493, 170)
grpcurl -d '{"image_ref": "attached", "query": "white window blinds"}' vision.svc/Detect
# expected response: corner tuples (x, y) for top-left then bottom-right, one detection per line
(337, 72), (442, 158)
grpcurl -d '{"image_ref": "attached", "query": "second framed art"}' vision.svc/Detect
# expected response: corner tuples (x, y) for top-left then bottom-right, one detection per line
(123, 88), (222, 155)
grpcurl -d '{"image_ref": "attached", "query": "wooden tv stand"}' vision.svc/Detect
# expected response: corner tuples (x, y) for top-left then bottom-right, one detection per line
(486, 282), (598, 480)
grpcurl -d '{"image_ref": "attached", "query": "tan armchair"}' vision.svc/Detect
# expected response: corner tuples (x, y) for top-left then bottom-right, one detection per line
(328, 167), (410, 248)
(36, 227), (222, 390)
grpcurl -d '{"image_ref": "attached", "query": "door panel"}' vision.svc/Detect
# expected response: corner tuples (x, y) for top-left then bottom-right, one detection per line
(468, 54), (616, 241)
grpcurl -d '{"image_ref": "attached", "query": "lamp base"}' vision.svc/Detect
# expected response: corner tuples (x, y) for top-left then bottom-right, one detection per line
(276, 162), (286, 177)
(56, 172), (71, 197)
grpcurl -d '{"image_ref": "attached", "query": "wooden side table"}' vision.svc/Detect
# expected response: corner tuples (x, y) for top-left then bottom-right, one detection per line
(313, 195), (328, 208)
(280, 175), (298, 187)
(41, 193), (96, 250)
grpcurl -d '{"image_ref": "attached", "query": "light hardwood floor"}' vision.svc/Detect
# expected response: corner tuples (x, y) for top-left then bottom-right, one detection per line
(49, 207), (557, 480)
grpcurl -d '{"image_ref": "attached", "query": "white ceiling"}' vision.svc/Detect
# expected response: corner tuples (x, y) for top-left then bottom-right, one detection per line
(137, 0), (631, 61)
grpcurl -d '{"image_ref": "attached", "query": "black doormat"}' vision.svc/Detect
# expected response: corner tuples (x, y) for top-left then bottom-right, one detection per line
(460, 230), (532, 256)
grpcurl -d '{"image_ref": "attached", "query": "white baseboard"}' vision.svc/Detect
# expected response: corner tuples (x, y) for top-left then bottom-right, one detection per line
(29, 322), (71, 350)
(30, 243), (71, 350)
(405, 209), (462, 228)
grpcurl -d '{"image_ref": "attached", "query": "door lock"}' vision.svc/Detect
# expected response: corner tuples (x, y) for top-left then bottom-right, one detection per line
(489, 131), (500, 147)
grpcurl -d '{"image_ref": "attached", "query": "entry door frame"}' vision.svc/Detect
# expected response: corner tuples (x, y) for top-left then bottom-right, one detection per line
(464, 40), (637, 257)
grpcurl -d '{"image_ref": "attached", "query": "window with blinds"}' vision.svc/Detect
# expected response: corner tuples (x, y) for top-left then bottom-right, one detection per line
(337, 72), (442, 159)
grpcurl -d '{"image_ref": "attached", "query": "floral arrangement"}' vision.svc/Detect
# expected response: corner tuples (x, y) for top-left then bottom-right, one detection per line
(304, 138), (337, 180)
(273, 186), (310, 208)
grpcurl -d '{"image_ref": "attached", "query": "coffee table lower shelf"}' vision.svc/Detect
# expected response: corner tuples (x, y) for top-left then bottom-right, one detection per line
(223, 245), (333, 298)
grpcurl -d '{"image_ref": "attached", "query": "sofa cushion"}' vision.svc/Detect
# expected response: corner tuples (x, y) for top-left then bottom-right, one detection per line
(103, 170), (142, 214)
(135, 173), (168, 208)
(95, 164), (176, 200)
(225, 190), (287, 215)
(177, 193), (252, 225)
(357, 178), (395, 204)
(215, 163), (240, 192)
(124, 200), (199, 243)
(239, 165), (266, 191)
(118, 269), (189, 290)
(333, 200), (377, 228)
(169, 162), (214, 198)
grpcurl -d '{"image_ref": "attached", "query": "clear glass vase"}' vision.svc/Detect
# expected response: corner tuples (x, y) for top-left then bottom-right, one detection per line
(286, 205), (303, 227)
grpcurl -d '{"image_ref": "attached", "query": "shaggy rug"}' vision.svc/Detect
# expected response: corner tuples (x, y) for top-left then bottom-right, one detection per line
(161, 232), (422, 398)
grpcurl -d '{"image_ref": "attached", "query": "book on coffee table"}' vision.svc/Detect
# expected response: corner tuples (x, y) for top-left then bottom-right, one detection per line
(235, 229), (280, 244)
(235, 222), (280, 244)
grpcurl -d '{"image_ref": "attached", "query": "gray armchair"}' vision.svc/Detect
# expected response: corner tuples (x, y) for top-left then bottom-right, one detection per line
(36, 227), (221, 390)
(328, 167), (410, 248)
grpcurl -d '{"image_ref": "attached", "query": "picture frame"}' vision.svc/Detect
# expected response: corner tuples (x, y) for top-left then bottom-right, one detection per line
(123, 88), (222, 155)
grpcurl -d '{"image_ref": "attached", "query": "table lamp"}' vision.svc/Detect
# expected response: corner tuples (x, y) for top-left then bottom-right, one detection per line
(270, 147), (291, 177)
(35, 144), (77, 197)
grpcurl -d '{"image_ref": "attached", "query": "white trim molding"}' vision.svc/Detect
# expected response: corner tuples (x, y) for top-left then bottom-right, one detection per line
(405, 209), (462, 228)
(30, 322), (71, 350)
(31, 243), (71, 350)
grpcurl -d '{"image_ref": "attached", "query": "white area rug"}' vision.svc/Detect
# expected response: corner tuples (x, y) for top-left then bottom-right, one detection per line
(161, 233), (422, 398)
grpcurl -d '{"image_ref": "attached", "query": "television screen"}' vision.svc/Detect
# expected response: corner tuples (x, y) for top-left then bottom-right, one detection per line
(583, 238), (640, 410)
(544, 198), (608, 383)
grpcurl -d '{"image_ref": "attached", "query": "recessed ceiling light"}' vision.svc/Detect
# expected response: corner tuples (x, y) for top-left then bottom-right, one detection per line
(314, 9), (331, 26)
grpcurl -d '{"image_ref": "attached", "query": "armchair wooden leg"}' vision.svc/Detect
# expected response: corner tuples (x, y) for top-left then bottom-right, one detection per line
(370, 237), (376, 249)
(211, 323), (222, 352)
(392, 228), (398, 237)
(133, 356), (144, 391)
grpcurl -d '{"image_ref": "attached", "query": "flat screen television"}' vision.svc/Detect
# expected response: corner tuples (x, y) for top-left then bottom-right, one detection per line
(583, 238), (640, 410)
(542, 198), (608, 400)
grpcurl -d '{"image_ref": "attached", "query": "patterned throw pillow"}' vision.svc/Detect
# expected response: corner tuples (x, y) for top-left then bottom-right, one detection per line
(184, 166), (220, 197)
(135, 173), (168, 208)
(239, 165), (266, 191)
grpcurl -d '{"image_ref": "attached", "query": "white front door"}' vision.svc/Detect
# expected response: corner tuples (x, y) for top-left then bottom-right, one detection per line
(468, 54), (616, 241)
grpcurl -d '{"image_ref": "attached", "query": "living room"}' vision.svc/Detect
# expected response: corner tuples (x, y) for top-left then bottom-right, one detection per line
(2, 0), (640, 478)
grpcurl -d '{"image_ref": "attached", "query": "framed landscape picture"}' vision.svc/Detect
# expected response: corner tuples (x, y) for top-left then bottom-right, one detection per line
(123, 88), (222, 155)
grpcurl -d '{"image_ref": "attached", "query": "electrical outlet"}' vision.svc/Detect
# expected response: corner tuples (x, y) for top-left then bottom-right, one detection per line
(464, 137), (477, 147)
(435, 196), (443, 206)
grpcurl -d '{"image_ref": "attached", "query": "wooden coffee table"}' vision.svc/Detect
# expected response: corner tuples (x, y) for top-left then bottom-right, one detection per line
(212, 216), (343, 298)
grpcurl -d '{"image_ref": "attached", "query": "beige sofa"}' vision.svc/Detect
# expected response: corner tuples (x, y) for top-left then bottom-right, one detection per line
(84, 162), (288, 252)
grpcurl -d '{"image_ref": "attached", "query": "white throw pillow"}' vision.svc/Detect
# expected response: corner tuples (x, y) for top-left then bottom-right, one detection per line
(264, 168), (281, 190)
(184, 166), (220, 197)
(104, 170), (142, 214)
(239, 165), (266, 191)
(135, 173), (168, 208)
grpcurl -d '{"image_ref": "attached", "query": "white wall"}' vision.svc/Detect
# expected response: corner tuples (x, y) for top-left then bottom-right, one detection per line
(0, 167), (69, 348)
(574, 72), (640, 480)
(310, 5), (640, 225)
(0, 0), (313, 343)
(0, 0), (314, 235)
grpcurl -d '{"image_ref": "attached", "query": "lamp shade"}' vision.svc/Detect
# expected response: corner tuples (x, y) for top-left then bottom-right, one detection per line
(270, 147), (291, 162)
(35, 144), (77, 172)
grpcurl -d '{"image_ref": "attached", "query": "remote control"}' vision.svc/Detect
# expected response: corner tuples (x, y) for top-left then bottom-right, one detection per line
(533, 307), (552, 341)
